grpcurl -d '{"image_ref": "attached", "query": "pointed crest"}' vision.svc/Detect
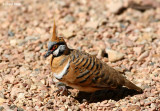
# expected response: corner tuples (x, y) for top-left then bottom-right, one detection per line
(50, 19), (57, 42)
(50, 19), (65, 43)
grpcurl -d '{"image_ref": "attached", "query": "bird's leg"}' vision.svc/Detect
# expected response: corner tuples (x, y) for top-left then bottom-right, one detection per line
(54, 82), (69, 96)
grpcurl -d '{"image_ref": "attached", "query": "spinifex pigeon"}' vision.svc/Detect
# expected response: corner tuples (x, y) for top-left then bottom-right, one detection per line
(44, 21), (142, 95)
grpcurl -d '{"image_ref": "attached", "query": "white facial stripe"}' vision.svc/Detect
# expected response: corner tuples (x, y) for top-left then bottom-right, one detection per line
(53, 47), (60, 56)
(52, 45), (66, 56)
(54, 60), (70, 79)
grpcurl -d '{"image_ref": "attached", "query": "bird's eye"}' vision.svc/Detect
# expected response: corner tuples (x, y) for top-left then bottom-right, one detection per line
(51, 45), (58, 50)
(54, 45), (58, 48)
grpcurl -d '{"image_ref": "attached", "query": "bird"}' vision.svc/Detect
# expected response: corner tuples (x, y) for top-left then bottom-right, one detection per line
(44, 21), (143, 95)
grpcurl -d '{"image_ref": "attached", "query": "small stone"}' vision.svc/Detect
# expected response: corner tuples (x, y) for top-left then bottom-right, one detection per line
(85, 21), (99, 29)
(8, 31), (15, 37)
(10, 39), (17, 46)
(64, 15), (75, 22)
(4, 75), (15, 84)
(25, 36), (39, 41)
(0, 106), (4, 111)
(106, 49), (124, 62)
(137, 51), (149, 61)
(10, 105), (17, 110)
(150, 103), (156, 109)
(33, 20), (39, 26)
(17, 93), (25, 99)
(137, 33), (153, 43)
(30, 85), (37, 90)
(0, 98), (6, 105)
(97, 49), (106, 59)
(106, 0), (124, 14)
(61, 30), (75, 39)
(17, 107), (24, 111)
(133, 47), (143, 55)
(126, 105), (141, 111)
(79, 104), (85, 110)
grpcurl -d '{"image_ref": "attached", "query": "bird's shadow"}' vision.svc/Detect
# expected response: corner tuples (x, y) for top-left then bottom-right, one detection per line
(74, 87), (143, 103)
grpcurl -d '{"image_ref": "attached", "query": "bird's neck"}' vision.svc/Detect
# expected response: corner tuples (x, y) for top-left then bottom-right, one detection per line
(50, 48), (70, 67)
(63, 46), (70, 55)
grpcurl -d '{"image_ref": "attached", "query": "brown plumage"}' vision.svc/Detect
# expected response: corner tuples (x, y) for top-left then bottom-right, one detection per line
(44, 21), (143, 94)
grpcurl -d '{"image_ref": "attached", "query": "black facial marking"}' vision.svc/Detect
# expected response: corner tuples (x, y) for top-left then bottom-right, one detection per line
(48, 41), (65, 50)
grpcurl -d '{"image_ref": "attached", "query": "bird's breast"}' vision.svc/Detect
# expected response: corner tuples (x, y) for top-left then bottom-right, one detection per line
(50, 55), (70, 80)
(53, 60), (70, 80)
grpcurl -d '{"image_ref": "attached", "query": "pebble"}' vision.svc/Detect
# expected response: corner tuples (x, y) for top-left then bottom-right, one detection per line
(106, 49), (124, 62)
(137, 33), (153, 43)
(61, 30), (75, 38)
(133, 47), (143, 55)
(0, 98), (5, 105)
(10, 39), (17, 46)
(137, 51), (149, 61)
(150, 103), (156, 109)
(17, 93), (25, 99)
(8, 31), (15, 37)
(106, 0), (124, 14)
(0, 106), (4, 111)
(126, 105), (141, 111)
(84, 21), (99, 29)
(25, 36), (39, 41)
(64, 15), (75, 22)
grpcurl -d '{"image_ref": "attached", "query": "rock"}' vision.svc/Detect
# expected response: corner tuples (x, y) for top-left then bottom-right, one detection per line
(126, 105), (141, 111)
(10, 39), (17, 46)
(17, 107), (24, 111)
(33, 20), (39, 26)
(0, 106), (4, 111)
(17, 93), (25, 99)
(0, 98), (5, 105)
(24, 51), (35, 62)
(150, 103), (156, 110)
(137, 51), (149, 61)
(4, 75), (15, 84)
(133, 47), (143, 55)
(30, 85), (37, 90)
(97, 49), (106, 59)
(25, 36), (39, 41)
(61, 30), (75, 39)
(106, 0), (124, 14)
(10, 87), (23, 99)
(106, 49), (124, 62)
(136, 33), (153, 43)
(8, 31), (15, 37)
(10, 105), (17, 110)
(64, 15), (75, 22)
(85, 21), (99, 29)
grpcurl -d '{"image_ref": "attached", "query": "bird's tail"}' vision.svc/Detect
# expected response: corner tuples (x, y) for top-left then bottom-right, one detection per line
(124, 79), (143, 93)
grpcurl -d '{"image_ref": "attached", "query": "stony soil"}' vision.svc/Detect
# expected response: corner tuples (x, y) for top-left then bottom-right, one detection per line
(0, 0), (160, 110)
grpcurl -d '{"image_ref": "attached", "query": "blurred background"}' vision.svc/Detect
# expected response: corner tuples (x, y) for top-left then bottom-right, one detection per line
(0, 0), (160, 110)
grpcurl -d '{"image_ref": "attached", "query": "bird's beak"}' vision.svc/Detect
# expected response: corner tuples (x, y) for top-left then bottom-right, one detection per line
(44, 50), (52, 58)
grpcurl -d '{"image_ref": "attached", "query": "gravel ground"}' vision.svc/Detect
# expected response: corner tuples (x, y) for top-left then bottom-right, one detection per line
(0, 0), (160, 110)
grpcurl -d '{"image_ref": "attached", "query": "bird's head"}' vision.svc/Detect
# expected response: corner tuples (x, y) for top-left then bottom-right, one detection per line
(44, 21), (69, 58)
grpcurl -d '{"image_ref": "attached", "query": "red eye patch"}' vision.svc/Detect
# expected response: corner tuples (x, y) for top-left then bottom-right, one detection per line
(51, 47), (55, 51)
(51, 45), (58, 51)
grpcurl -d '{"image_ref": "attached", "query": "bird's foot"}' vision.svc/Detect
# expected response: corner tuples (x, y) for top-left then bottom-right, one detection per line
(54, 82), (70, 96)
